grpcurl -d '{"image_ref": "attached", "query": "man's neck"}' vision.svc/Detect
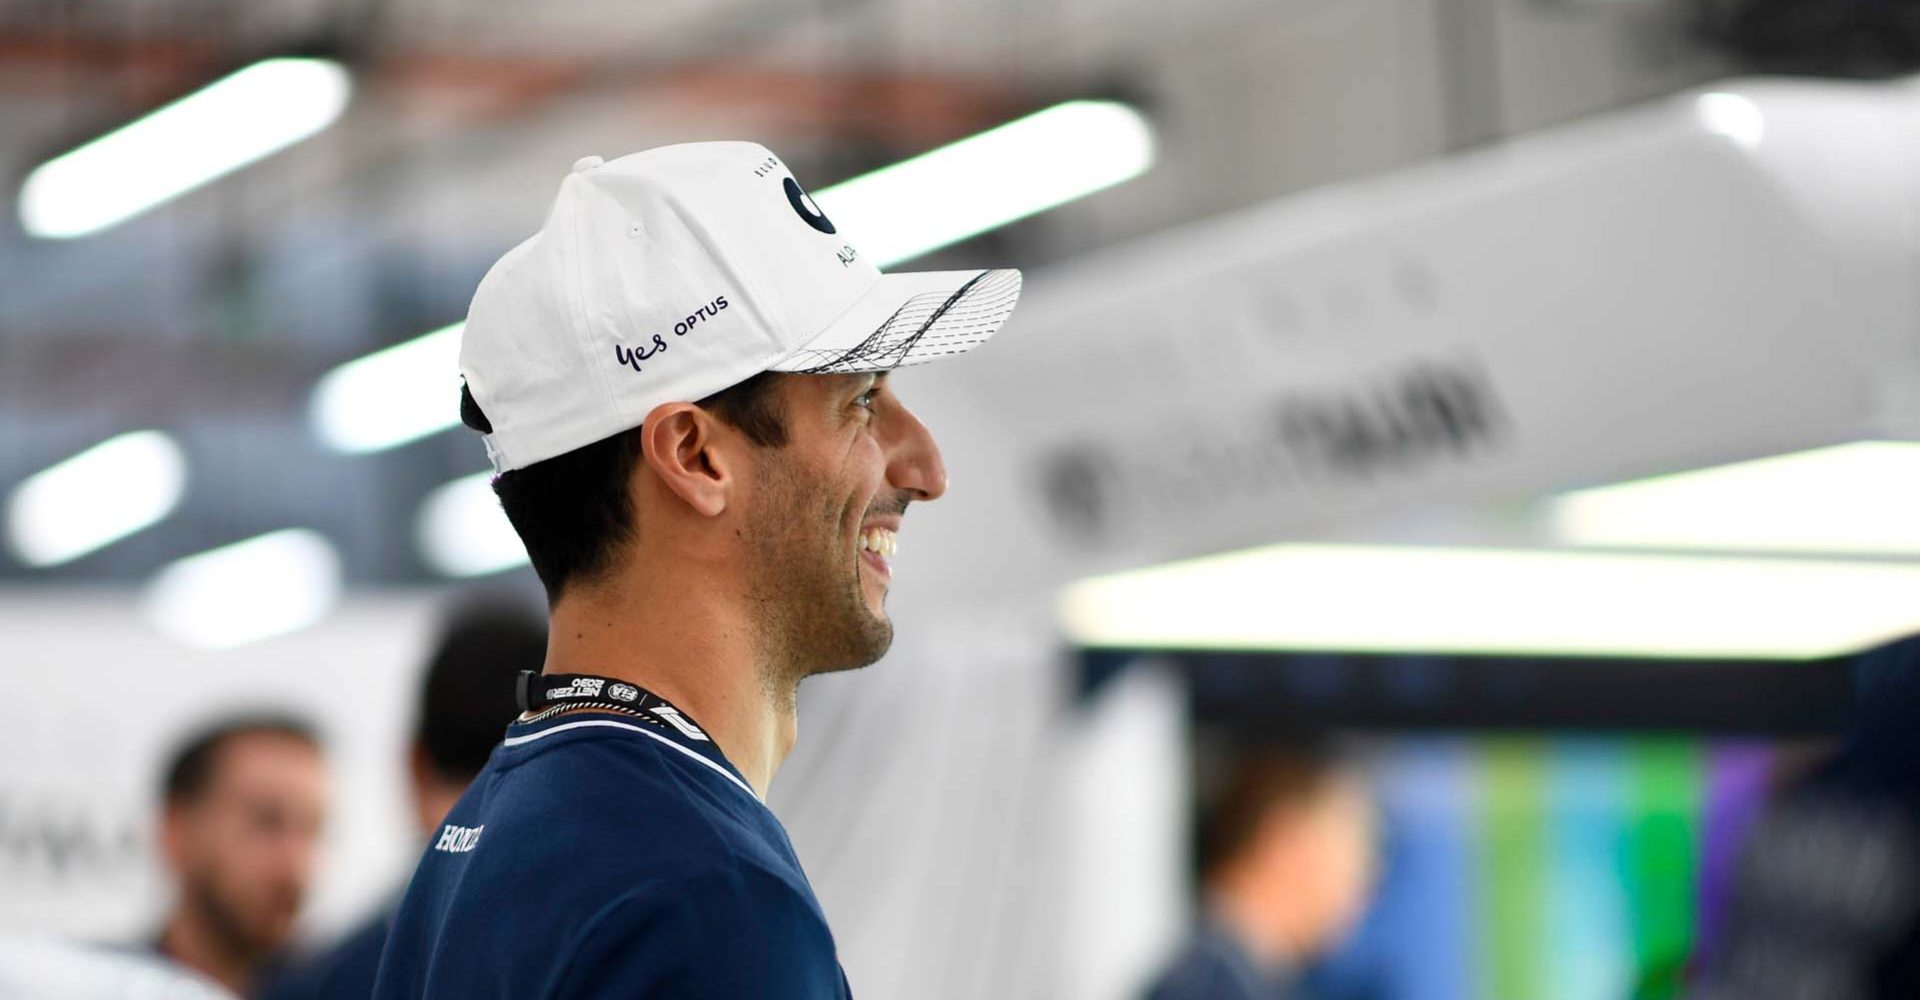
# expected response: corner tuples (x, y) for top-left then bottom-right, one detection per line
(544, 574), (797, 798)
(159, 912), (255, 997)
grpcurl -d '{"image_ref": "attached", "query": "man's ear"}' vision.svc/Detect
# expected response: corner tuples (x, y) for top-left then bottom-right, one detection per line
(639, 402), (734, 518)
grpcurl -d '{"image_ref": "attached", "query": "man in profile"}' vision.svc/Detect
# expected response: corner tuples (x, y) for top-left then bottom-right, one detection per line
(1144, 745), (1379, 1000)
(153, 715), (328, 998)
(372, 142), (1021, 997)
(264, 601), (543, 1000)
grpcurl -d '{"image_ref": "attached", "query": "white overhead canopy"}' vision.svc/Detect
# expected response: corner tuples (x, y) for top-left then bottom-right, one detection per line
(896, 76), (1920, 616)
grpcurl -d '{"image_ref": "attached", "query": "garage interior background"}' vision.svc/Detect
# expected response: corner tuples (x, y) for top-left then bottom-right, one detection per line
(6, 2), (1920, 1000)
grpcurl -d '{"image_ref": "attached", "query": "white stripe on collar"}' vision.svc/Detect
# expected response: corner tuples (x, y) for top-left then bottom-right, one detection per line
(502, 718), (759, 801)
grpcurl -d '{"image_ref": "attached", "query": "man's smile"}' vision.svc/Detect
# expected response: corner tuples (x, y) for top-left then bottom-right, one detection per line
(856, 521), (898, 582)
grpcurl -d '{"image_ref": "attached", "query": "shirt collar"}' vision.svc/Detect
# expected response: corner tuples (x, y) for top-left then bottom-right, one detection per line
(503, 702), (756, 801)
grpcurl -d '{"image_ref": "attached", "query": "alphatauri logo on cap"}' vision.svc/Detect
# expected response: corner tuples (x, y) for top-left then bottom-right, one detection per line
(785, 177), (836, 234)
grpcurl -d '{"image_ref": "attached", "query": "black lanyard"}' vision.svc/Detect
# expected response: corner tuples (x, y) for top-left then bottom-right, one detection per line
(514, 670), (711, 741)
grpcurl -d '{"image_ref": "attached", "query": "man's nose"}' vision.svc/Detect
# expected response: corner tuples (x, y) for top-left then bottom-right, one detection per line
(886, 403), (947, 502)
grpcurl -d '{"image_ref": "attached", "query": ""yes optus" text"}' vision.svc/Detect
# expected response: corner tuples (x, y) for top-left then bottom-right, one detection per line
(614, 295), (730, 372)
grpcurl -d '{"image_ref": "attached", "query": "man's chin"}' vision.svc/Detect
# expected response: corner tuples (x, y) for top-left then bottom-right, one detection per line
(853, 620), (896, 670)
(814, 612), (892, 676)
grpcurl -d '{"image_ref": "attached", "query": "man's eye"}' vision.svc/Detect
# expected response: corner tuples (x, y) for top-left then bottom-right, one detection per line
(854, 390), (877, 409)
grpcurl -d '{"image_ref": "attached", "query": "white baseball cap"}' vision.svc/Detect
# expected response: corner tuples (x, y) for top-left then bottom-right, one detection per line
(458, 141), (1023, 473)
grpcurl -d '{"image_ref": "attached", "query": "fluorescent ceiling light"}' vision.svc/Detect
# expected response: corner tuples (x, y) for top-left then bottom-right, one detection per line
(144, 528), (342, 649)
(6, 430), (187, 567)
(20, 57), (353, 239)
(310, 322), (463, 453)
(815, 99), (1156, 267)
(310, 99), (1152, 455)
(416, 472), (528, 577)
(1550, 441), (1920, 556)
(1695, 92), (1764, 151)
(1058, 543), (1920, 660)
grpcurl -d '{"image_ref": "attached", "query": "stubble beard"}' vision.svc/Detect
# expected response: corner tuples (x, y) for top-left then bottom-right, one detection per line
(184, 869), (294, 968)
(744, 457), (894, 703)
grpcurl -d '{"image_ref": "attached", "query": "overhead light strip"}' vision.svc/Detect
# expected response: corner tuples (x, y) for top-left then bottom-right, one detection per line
(1548, 441), (1920, 556)
(143, 529), (343, 649)
(1058, 543), (1920, 661)
(310, 322), (464, 454)
(5, 430), (187, 567)
(815, 98), (1157, 268)
(415, 472), (529, 578)
(20, 56), (353, 239)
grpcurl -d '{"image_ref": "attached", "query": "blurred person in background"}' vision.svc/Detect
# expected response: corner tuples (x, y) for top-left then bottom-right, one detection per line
(153, 715), (328, 999)
(1144, 745), (1379, 1000)
(1690, 637), (1920, 1000)
(261, 601), (544, 1000)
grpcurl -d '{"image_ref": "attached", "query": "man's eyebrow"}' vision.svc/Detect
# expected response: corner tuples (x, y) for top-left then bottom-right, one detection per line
(831, 372), (880, 400)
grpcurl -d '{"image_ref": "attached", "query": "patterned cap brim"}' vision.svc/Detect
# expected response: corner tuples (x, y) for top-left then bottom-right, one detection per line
(769, 268), (1022, 374)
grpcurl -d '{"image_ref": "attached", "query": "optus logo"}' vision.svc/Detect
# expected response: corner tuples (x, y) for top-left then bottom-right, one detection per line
(613, 295), (729, 373)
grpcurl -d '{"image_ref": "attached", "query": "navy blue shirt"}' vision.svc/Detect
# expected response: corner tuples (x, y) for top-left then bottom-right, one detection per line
(371, 706), (852, 999)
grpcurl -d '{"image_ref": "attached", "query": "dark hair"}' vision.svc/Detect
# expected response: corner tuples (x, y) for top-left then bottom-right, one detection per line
(416, 599), (547, 783)
(1196, 742), (1350, 877)
(162, 715), (321, 807)
(490, 372), (790, 602)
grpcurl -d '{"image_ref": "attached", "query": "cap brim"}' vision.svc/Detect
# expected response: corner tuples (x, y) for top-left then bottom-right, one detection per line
(768, 268), (1022, 374)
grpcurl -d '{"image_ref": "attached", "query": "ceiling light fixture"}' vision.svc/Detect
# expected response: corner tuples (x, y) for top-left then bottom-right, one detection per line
(20, 56), (353, 239)
(1058, 543), (1920, 660)
(309, 322), (463, 453)
(5, 430), (187, 567)
(816, 99), (1157, 267)
(1549, 441), (1920, 556)
(415, 472), (528, 578)
(143, 528), (343, 649)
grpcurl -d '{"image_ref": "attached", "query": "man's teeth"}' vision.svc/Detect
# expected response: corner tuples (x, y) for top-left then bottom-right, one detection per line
(859, 527), (897, 557)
